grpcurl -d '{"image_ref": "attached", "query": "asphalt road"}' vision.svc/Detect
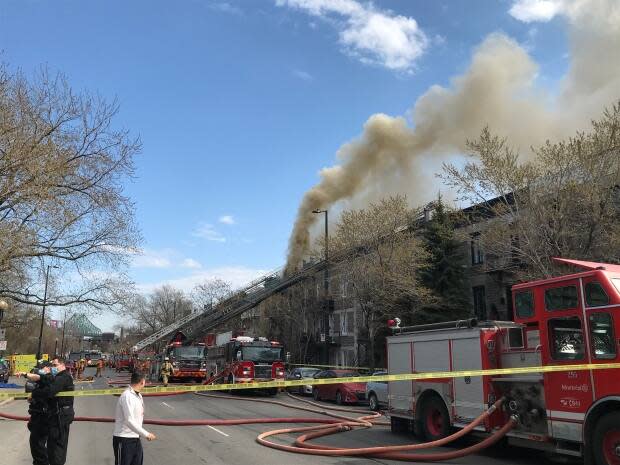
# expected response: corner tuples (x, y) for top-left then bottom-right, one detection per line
(0, 368), (580, 465)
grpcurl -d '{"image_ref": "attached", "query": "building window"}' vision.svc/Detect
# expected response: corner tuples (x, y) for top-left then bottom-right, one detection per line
(332, 313), (341, 335)
(472, 286), (486, 319)
(585, 282), (609, 307)
(545, 285), (578, 311)
(471, 234), (484, 265)
(548, 317), (585, 360)
(589, 313), (616, 359)
(346, 311), (355, 334)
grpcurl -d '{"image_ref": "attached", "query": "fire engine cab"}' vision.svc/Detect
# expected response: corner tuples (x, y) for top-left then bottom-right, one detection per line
(164, 332), (208, 383)
(387, 258), (620, 465)
(205, 335), (285, 395)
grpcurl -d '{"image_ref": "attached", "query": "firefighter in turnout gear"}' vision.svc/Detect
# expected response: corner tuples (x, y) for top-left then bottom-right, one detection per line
(160, 357), (173, 387)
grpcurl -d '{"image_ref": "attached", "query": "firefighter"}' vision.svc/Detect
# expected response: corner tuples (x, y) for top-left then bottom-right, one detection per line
(76, 358), (85, 380)
(96, 358), (104, 378)
(160, 357), (173, 387)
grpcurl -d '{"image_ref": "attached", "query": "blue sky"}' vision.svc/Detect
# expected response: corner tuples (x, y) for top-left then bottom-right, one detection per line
(0, 0), (572, 330)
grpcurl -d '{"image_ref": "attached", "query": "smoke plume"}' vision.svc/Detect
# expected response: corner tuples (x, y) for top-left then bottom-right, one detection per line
(286, 0), (620, 271)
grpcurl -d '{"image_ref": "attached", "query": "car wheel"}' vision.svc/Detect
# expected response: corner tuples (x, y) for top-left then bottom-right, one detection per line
(335, 390), (343, 405)
(313, 388), (320, 401)
(369, 393), (379, 411)
(592, 411), (620, 465)
(421, 396), (451, 442)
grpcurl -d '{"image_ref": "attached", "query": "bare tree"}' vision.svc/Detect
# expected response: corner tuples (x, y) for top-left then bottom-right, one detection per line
(0, 63), (141, 311)
(128, 285), (193, 333)
(441, 102), (620, 279)
(191, 278), (232, 311)
(327, 196), (430, 368)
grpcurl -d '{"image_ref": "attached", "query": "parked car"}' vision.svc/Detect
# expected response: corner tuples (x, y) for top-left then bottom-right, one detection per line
(0, 359), (9, 383)
(312, 369), (367, 405)
(286, 367), (320, 395)
(366, 371), (388, 411)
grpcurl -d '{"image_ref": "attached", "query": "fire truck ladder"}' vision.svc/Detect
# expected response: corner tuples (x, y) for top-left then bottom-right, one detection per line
(132, 310), (207, 352)
(132, 258), (330, 351)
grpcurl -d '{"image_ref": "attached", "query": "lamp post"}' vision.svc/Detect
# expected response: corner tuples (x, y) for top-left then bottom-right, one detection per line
(54, 338), (58, 359)
(312, 209), (330, 364)
(0, 299), (8, 328)
(36, 265), (58, 361)
(0, 299), (8, 354)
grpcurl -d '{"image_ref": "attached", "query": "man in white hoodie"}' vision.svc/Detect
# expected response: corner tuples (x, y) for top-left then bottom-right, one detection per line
(113, 372), (157, 465)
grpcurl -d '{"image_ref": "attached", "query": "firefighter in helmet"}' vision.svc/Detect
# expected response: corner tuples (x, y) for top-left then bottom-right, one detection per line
(160, 357), (173, 387)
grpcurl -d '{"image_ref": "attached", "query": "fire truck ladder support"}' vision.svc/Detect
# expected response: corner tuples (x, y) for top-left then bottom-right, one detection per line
(0, 394), (517, 462)
(133, 258), (330, 351)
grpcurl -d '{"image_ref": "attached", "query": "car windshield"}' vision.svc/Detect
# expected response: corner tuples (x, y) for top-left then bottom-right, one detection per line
(335, 371), (360, 378)
(170, 347), (205, 359)
(241, 346), (283, 363)
(300, 368), (320, 377)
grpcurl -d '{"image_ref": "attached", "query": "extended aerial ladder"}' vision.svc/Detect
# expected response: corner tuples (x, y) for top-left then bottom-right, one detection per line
(132, 259), (329, 352)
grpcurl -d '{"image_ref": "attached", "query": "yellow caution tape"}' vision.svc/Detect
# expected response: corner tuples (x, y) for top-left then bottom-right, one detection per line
(0, 362), (618, 400)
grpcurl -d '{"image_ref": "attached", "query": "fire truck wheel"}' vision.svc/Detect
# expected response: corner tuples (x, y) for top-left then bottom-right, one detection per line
(593, 411), (620, 465)
(267, 388), (278, 396)
(421, 396), (450, 442)
(312, 388), (321, 401)
(390, 416), (409, 434)
(335, 391), (343, 405)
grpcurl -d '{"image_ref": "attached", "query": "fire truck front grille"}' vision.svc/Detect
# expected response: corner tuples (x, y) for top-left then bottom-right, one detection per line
(179, 361), (202, 371)
(254, 365), (272, 379)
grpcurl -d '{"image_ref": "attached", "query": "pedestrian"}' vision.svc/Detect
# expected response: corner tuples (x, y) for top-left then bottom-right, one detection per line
(113, 372), (156, 465)
(21, 357), (75, 465)
(160, 357), (173, 387)
(19, 361), (53, 465)
(96, 357), (104, 378)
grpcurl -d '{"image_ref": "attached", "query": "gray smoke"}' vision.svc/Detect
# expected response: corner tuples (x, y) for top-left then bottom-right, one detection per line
(286, 0), (620, 270)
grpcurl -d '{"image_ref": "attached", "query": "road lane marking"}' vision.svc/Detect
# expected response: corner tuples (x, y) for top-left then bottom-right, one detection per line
(161, 402), (174, 409)
(207, 425), (229, 437)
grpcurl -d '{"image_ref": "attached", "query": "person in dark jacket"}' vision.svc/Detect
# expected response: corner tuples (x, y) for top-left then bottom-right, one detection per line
(21, 361), (54, 465)
(25, 357), (75, 465)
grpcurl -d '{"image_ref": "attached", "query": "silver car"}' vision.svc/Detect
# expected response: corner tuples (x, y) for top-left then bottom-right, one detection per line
(366, 371), (388, 411)
(286, 367), (320, 395)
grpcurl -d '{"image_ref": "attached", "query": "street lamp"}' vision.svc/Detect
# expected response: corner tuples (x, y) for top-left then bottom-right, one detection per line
(0, 299), (8, 354)
(312, 209), (330, 364)
(0, 299), (8, 328)
(36, 265), (59, 361)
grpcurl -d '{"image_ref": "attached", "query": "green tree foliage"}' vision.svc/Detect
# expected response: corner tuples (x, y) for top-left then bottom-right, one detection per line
(418, 196), (471, 322)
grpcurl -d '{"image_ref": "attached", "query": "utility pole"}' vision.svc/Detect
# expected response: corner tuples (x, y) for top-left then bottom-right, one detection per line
(60, 309), (67, 357)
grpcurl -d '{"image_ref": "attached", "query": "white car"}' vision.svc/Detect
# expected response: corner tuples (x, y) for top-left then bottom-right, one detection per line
(286, 367), (320, 395)
(365, 371), (388, 411)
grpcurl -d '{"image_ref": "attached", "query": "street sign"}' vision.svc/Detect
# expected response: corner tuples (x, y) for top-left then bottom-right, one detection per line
(0, 340), (7, 351)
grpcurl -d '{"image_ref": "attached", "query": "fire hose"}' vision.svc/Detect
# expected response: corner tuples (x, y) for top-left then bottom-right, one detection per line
(0, 391), (517, 462)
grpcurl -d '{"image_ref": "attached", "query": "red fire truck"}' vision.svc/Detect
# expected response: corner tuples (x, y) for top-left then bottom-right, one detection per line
(387, 258), (620, 465)
(205, 334), (286, 395)
(164, 341), (207, 383)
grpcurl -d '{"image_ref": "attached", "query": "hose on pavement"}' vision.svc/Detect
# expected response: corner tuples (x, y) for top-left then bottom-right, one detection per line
(0, 390), (516, 462)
